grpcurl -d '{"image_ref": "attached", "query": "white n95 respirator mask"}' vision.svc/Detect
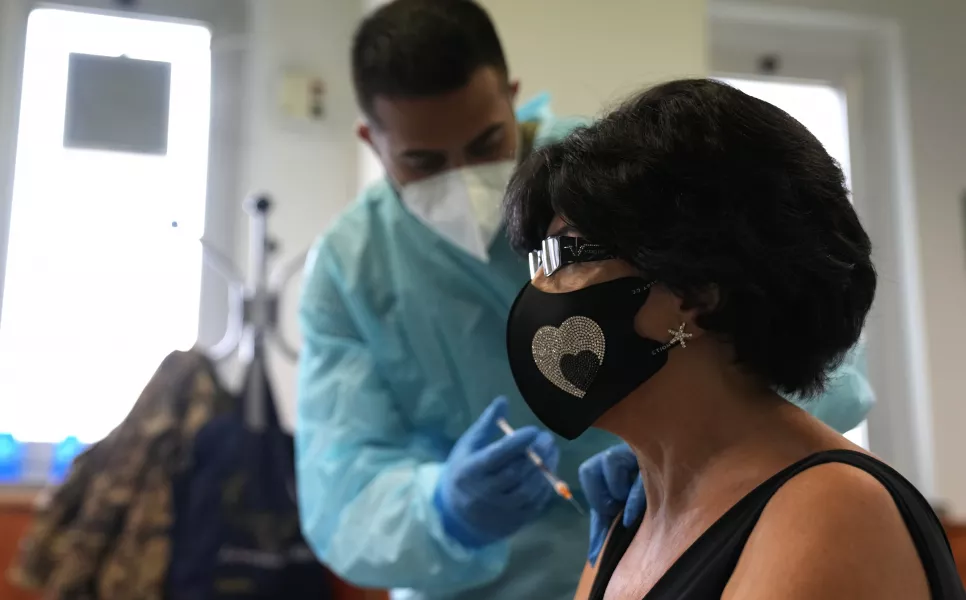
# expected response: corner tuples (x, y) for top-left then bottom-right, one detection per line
(399, 160), (516, 262)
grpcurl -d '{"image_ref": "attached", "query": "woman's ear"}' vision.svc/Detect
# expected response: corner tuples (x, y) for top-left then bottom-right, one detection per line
(633, 284), (719, 342)
(674, 285), (720, 342)
(680, 284), (720, 321)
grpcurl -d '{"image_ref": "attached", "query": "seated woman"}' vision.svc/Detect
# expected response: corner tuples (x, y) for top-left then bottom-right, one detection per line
(502, 79), (964, 600)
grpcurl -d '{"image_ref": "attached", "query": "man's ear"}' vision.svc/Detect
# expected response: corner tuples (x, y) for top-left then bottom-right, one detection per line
(509, 79), (520, 102)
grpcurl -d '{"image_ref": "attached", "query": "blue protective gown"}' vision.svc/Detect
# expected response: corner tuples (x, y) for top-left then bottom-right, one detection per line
(295, 112), (876, 600)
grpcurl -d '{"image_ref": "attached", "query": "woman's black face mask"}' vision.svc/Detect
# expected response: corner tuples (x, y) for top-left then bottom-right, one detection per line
(507, 237), (682, 439)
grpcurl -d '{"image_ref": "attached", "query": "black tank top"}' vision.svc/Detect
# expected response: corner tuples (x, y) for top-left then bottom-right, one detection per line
(589, 450), (966, 600)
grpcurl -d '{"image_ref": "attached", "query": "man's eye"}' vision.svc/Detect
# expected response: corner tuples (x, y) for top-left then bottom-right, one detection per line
(468, 143), (501, 159)
(409, 157), (446, 173)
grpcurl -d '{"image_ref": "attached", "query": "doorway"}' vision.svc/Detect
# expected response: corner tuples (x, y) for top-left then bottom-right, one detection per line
(717, 76), (867, 448)
(710, 3), (933, 492)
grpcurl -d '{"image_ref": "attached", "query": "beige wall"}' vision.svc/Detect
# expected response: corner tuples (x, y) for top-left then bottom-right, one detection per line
(482, 0), (708, 117)
(360, 1), (709, 191)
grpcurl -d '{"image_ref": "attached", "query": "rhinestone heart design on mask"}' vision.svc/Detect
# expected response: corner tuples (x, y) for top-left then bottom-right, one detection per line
(531, 316), (606, 398)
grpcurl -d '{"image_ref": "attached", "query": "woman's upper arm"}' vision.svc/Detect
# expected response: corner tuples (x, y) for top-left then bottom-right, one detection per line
(574, 517), (622, 600)
(573, 559), (599, 600)
(723, 462), (931, 600)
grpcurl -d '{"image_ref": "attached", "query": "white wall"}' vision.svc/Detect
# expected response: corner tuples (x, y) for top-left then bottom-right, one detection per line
(240, 0), (364, 428)
(716, 0), (966, 515)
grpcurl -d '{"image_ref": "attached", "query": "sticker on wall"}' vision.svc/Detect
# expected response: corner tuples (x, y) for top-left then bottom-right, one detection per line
(279, 71), (326, 122)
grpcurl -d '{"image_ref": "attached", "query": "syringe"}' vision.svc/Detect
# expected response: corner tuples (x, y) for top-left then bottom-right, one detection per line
(495, 417), (586, 516)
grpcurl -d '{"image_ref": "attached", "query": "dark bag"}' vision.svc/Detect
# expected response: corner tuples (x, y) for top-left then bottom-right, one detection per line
(167, 363), (331, 599)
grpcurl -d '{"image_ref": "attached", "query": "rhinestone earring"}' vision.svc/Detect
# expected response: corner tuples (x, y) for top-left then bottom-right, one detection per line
(667, 323), (693, 349)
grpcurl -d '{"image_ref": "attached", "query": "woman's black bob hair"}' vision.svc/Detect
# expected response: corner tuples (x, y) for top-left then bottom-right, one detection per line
(504, 78), (876, 398)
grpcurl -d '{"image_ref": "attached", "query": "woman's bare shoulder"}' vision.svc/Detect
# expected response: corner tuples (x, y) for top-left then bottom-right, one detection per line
(722, 461), (931, 600)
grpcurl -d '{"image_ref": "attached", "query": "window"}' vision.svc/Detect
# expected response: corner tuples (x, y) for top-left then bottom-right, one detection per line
(718, 77), (853, 185)
(720, 76), (868, 449)
(0, 9), (211, 444)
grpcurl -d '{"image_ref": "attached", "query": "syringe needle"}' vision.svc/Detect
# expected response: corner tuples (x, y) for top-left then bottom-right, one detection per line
(567, 496), (587, 516)
(496, 417), (587, 516)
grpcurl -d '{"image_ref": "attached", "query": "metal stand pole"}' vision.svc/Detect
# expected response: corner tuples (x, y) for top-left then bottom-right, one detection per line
(242, 194), (273, 431)
(183, 193), (305, 430)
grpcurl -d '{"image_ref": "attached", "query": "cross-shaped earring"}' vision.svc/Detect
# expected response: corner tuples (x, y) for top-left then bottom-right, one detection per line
(667, 323), (693, 349)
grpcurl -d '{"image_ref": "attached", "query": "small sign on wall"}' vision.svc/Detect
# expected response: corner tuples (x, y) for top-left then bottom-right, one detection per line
(279, 71), (325, 122)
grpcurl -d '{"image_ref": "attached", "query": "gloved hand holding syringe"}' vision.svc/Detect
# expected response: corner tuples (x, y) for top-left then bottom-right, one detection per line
(496, 417), (586, 516)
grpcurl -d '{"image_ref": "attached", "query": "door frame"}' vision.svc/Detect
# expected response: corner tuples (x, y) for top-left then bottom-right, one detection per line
(710, 1), (935, 496)
(0, 0), (247, 351)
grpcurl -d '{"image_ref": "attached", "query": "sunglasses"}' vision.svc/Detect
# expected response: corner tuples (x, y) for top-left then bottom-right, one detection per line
(528, 236), (618, 280)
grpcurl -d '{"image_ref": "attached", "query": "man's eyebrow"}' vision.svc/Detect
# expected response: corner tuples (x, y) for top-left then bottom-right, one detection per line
(465, 123), (504, 151)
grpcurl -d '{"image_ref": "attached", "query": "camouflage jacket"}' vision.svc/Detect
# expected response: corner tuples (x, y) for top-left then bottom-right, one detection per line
(8, 349), (232, 600)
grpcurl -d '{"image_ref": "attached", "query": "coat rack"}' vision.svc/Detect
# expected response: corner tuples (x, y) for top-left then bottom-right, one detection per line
(179, 194), (306, 429)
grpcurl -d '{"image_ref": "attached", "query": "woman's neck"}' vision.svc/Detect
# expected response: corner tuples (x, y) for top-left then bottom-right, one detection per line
(600, 361), (830, 521)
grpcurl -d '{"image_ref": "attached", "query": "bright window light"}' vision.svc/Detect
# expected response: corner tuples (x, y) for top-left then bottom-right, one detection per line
(0, 9), (211, 443)
(720, 76), (868, 449)
(718, 77), (853, 188)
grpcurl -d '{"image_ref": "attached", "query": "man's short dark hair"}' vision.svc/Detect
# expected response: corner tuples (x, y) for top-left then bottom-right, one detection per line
(351, 0), (508, 121)
(505, 78), (877, 398)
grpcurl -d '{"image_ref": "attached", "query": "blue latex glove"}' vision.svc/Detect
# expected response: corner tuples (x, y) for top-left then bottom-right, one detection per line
(578, 443), (646, 566)
(434, 397), (560, 548)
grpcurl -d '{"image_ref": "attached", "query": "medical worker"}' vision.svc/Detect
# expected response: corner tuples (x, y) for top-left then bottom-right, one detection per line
(295, 1), (876, 599)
